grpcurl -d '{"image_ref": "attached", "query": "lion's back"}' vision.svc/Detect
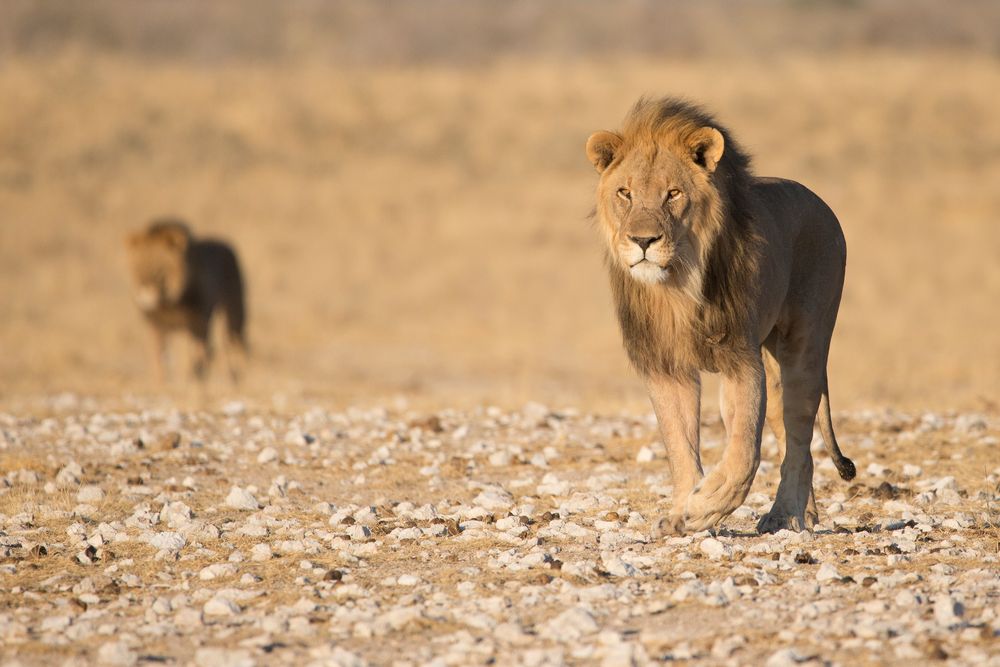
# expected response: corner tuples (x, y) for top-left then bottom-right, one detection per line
(751, 176), (846, 267)
(188, 238), (246, 334)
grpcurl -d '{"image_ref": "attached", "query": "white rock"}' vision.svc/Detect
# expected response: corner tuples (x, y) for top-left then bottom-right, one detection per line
(315, 647), (367, 667)
(397, 574), (421, 586)
(146, 532), (186, 551)
(162, 501), (192, 527)
(250, 544), (272, 561)
(200, 563), (238, 581)
(152, 597), (172, 615)
(77, 485), (105, 503)
(175, 608), (203, 627)
(375, 606), (424, 633)
(711, 634), (747, 659)
(257, 447), (278, 464)
(866, 463), (889, 477)
(954, 414), (987, 433)
(390, 527), (422, 541)
(902, 464), (923, 477)
(816, 563), (841, 582)
(766, 648), (810, 667)
(96, 641), (137, 666)
(222, 401), (246, 416)
(40, 615), (72, 632)
(225, 487), (260, 511)
(601, 553), (637, 577)
(933, 595), (964, 627)
(204, 596), (241, 616)
(353, 507), (378, 526)
(537, 474), (571, 496)
(932, 476), (958, 492)
(636, 446), (655, 463)
(544, 607), (599, 641)
(473, 486), (514, 510)
(488, 451), (513, 466)
(347, 525), (371, 541)
(194, 647), (255, 667)
(699, 538), (730, 560)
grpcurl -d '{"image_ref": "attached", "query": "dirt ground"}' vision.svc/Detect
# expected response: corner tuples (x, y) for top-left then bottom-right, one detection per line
(1, 2), (999, 665)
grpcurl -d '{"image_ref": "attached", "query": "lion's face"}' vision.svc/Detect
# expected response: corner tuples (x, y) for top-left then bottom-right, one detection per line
(125, 227), (190, 312)
(587, 126), (724, 286)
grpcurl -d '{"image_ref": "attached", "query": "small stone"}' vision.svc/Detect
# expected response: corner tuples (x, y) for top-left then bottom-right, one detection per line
(699, 537), (730, 560)
(397, 574), (420, 586)
(933, 595), (964, 627)
(250, 544), (273, 562)
(96, 641), (137, 666)
(175, 608), (203, 627)
(866, 463), (889, 477)
(766, 648), (811, 667)
(204, 596), (240, 616)
(257, 447), (278, 464)
(347, 525), (371, 541)
(162, 501), (192, 527)
(636, 446), (655, 463)
(40, 615), (72, 632)
(816, 563), (840, 582)
(473, 486), (514, 510)
(57, 462), (83, 485)
(225, 487), (260, 511)
(544, 607), (599, 641)
(600, 553), (637, 577)
(146, 532), (186, 551)
(193, 647), (255, 667)
(199, 563), (237, 580)
(77, 485), (105, 504)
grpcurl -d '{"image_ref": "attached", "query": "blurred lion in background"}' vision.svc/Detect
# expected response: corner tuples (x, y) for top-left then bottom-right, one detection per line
(586, 98), (854, 534)
(125, 219), (247, 383)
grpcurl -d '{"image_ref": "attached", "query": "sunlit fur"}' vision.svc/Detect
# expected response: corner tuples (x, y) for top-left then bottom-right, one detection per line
(587, 97), (855, 535)
(591, 98), (763, 377)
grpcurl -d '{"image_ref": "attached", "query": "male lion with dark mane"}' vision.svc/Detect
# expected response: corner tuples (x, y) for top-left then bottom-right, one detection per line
(586, 98), (855, 534)
(125, 219), (247, 383)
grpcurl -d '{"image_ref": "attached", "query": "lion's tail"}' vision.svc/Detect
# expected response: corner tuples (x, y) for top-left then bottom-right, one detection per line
(819, 375), (856, 481)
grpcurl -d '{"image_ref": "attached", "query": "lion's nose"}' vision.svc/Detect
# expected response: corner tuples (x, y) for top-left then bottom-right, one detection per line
(629, 235), (662, 252)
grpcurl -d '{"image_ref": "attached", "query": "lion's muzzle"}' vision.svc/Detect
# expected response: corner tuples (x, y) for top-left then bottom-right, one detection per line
(621, 234), (671, 284)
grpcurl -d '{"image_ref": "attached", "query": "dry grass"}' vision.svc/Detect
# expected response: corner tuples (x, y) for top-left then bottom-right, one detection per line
(0, 3), (998, 415)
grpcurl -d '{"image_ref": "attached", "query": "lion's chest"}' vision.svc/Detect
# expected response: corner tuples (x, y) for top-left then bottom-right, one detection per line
(614, 286), (744, 376)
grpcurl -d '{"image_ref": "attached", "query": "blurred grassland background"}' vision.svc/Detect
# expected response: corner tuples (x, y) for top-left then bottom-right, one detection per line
(0, 0), (998, 411)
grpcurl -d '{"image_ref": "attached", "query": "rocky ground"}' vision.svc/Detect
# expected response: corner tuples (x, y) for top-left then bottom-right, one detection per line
(0, 396), (998, 666)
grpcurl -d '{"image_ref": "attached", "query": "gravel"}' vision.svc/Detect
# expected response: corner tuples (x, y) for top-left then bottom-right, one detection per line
(0, 400), (997, 665)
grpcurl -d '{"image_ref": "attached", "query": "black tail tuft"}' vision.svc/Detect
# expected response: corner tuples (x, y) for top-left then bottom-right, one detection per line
(835, 457), (856, 481)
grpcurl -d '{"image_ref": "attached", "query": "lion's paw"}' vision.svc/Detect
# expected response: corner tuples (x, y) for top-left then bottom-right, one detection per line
(682, 471), (746, 533)
(653, 515), (686, 538)
(756, 508), (807, 534)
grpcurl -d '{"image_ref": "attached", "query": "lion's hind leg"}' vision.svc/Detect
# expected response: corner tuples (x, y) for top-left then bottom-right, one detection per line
(762, 343), (820, 528)
(757, 339), (825, 534)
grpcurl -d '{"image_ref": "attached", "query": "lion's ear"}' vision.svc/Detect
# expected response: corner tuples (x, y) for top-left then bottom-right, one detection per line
(161, 226), (190, 252)
(586, 131), (623, 173)
(688, 127), (725, 173)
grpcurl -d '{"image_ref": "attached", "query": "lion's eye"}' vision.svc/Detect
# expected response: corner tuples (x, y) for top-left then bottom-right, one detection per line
(666, 189), (683, 202)
(616, 188), (631, 202)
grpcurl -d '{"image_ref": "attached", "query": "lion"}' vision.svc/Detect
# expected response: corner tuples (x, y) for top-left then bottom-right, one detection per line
(586, 98), (855, 534)
(125, 219), (247, 383)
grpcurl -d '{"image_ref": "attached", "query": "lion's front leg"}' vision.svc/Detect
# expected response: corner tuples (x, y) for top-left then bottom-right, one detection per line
(645, 372), (703, 535)
(683, 358), (764, 532)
